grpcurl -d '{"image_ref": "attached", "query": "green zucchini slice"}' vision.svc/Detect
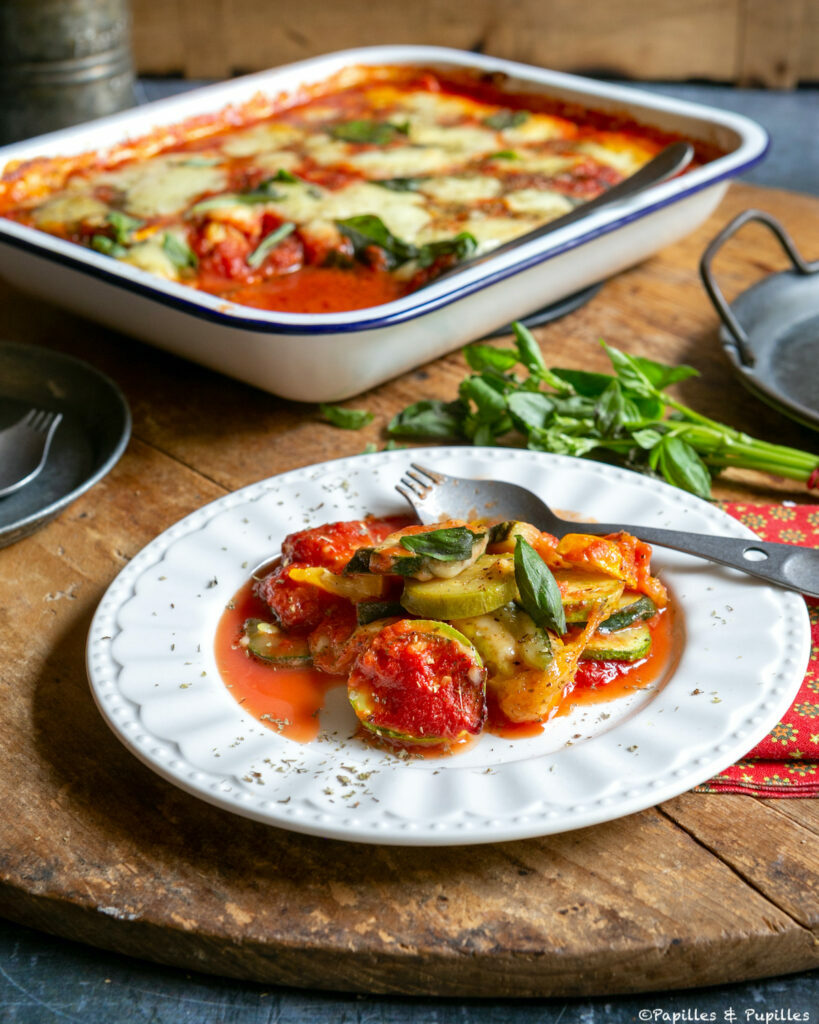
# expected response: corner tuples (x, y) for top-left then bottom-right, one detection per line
(241, 618), (312, 665)
(400, 553), (517, 619)
(598, 593), (657, 633)
(581, 623), (651, 661)
(348, 619), (486, 745)
(555, 570), (625, 623)
(452, 602), (552, 678)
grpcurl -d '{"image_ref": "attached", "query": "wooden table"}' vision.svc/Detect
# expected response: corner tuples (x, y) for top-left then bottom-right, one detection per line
(1, 182), (817, 998)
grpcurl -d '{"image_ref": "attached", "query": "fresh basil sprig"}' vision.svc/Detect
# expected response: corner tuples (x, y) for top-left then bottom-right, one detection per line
(320, 404), (374, 430)
(386, 321), (819, 498)
(336, 214), (476, 271)
(399, 526), (484, 562)
(107, 210), (143, 245)
(514, 537), (567, 635)
(91, 235), (127, 258)
(374, 177), (425, 192)
(329, 119), (409, 144)
(246, 222), (296, 268)
(162, 233), (198, 271)
(336, 215), (416, 268)
(484, 110), (529, 130)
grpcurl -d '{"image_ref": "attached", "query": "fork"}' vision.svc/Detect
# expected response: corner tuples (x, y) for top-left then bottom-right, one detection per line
(0, 408), (63, 498)
(396, 463), (819, 598)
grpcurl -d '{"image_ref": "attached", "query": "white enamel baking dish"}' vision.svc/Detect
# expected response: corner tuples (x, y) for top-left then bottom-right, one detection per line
(0, 45), (768, 402)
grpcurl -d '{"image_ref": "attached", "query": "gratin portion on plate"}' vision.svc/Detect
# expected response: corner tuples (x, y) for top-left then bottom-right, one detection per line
(86, 449), (809, 846)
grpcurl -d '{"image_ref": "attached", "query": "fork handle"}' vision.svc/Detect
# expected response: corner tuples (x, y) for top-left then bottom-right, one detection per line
(562, 522), (819, 598)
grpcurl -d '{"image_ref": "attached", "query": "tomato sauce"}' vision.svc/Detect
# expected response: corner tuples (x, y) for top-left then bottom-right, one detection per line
(214, 578), (345, 743)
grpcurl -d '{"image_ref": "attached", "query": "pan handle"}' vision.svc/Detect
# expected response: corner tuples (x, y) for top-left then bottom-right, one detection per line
(699, 208), (819, 368)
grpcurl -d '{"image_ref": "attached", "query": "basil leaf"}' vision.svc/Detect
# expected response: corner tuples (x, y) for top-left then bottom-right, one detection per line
(272, 168), (299, 183)
(319, 403), (374, 430)
(472, 422), (496, 447)
(336, 214), (416, 268)
(594, 380), (626, 438)
(484, 110), (529, 130)
(329, 119), (409, 144)
(631, 428), (664, 450)
(655, 436), (712, 498)
(360, 442), (378, 455)
(246, 222), (296, 268)
(508, 391), (555, 431)
(91, 234), (127, 258)
(374, 177), (425, 192)
(631, 354), (699, 389)
(162, 233), (198, 270)
(107, 210), (143, 245)
(513, 323), (574, 392)
(460, 376), (508, 421)
(513, 322), (546, 376)
(486, 150), (519, 160)
(416, 231), (477, 269)
(387, 400), (466, 439)
(400, 526), (484, 562)
(601, 342), (657, 398)
(463, 343), (519, 374)
(514, 537), (566, 635)
(551, 368), (615, 397)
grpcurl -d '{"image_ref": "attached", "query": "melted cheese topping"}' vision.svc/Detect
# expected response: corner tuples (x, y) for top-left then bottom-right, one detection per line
(0, 65), (691, 314)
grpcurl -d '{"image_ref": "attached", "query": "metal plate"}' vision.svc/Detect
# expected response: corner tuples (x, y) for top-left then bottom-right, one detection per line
(720, 269), (819, 431)
(0, 342), (131, 548)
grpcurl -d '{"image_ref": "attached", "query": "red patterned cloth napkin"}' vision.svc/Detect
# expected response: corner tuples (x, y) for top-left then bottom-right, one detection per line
(694, 502), (819, 797)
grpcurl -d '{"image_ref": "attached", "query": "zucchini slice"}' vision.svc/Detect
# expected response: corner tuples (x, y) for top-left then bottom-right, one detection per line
(452, 602), (552, 679)
(286, 565), (386, 601)
(241, 618), (312, 665)
(400, 553), (517, 619)
(581, 623), (652, 661)
(555, 570), (625, 623)
(598, 593), (657, 633)
(348, 619), (486, 745)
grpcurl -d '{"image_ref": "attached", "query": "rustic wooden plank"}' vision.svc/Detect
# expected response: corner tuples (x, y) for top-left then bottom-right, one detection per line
(488, 0), (739, 82)
(738, 0), (808, 88)
(660, 792), (819, 930)
(0, 182), (818, 994)
(131, 0), (742, 82)
(130, 0), (184, 77)
(760, 799), (819, 837)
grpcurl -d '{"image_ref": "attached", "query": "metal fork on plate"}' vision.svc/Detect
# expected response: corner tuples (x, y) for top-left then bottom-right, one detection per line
(0, 408), (63, 498)
(396, 463), (819, 598)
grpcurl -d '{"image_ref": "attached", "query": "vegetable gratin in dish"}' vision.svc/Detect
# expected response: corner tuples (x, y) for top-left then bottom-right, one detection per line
(218, 516), (671, 752)
(0, 47), (768, 400)
(0, 64), (710, 314)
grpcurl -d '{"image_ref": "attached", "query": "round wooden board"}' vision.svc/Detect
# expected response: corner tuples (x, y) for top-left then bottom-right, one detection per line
(1, 183), (818, 997)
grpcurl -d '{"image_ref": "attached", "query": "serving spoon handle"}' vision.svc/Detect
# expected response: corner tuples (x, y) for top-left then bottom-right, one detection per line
(429, 141), (695, 286)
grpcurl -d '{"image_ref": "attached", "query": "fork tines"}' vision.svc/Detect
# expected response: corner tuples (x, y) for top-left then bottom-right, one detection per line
(396, 464), (443, 502)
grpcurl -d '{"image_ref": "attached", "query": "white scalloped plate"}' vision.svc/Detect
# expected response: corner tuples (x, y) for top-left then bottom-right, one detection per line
(87, 448), (810, 846)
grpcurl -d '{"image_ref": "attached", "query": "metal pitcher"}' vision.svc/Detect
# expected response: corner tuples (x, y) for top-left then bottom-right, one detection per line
(0, 0), (136, 144)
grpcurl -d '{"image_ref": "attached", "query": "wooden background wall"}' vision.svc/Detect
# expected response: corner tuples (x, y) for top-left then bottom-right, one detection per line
(131, 0), (818, 88)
